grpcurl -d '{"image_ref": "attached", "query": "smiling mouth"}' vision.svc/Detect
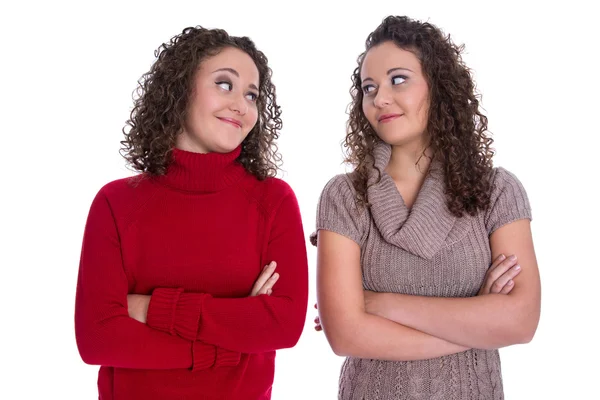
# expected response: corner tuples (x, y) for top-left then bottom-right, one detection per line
(217, 117), (242, 128)
(378, 114), (403, 123)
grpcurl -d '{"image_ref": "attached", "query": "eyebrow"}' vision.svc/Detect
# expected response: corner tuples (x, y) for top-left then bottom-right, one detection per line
(212, 67), (259, 91)
(362, 67), (414, 84)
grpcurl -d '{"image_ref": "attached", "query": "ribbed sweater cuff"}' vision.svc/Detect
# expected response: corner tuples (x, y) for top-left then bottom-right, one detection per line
(173, 293), (207, 341)
(147, 288), (184, 335)
(216, 348), (241, 367)
(191, 342), (216, 371)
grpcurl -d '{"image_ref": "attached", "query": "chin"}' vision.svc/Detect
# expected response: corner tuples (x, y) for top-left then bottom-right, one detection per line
(376, 131), (424, 147)
(210, 140), (244, 154)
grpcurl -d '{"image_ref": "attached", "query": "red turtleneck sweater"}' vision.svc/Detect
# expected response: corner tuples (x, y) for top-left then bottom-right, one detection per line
(75, 147), (309, 400)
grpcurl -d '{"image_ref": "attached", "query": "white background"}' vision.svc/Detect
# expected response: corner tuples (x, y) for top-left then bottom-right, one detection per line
(1, 0), (599, 398)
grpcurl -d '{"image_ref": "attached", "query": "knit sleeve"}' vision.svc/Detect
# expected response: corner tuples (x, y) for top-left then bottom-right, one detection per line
(75, 187), (237, 371)
(145, 181), (309, 353)
(485, 167), (532, 235)
(310, 174), (368, 247)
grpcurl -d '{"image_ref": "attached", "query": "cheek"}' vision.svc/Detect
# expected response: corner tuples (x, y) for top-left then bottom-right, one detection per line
(416, 97), (430, 124)
(362, 101), (376, 124)
(245, 107), (259, 131)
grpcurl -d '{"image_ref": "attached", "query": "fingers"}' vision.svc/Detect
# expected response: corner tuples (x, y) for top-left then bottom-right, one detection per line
(258, 272), (280, 295)
(499, 279), (515, 294)
(479, 254), (519, 295)
(490, 264), (521, 294)
(314, 316), (322, 331)
(250, 261), (277, 296)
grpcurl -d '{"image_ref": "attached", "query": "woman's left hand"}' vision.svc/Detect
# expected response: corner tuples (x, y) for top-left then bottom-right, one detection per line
(127, 294), (151, 323)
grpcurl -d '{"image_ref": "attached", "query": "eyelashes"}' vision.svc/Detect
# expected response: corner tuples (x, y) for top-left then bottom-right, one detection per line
(216, 81), (232, 91)
(362, 84), (376, 95)
(215, 80), (259, 102)
(391, 75), (407, 85)
(361, 75), (408, 95)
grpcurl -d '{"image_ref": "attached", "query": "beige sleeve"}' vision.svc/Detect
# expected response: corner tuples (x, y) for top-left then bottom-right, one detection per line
(310, 174), (368, 247)
(485, 167), (532, 235)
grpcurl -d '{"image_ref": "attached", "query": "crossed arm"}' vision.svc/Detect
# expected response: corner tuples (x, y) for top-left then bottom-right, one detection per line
(316, 219), (540, 361)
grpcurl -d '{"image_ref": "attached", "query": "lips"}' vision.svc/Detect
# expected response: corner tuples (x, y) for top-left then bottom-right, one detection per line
(217, 117), (242, 128)
(378, 113), (403, 123)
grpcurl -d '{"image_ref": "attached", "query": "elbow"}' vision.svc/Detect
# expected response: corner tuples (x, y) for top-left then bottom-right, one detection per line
(323, 329), (354, 357)
(330, 342), (350, 357)
(78, 348), (100, 366)
(273, 307), (306, 350)
(516, 320), (538, 344)
(499, 297), (540, 347)
(279, 323), (303, 349)
(75, 318), (111, 365)
(76, 331), (101, 365)
(514, 306), (540, 345)
(498, 315), (539, 347)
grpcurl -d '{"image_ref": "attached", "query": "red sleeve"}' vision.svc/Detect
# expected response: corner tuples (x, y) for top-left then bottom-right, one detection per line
(75, 189), (240, 370)
(146, 188), (309, 353)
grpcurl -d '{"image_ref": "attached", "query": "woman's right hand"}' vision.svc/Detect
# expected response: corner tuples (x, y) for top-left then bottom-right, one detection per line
(478, 254), (522, 295)
(250, 261), (279, 296)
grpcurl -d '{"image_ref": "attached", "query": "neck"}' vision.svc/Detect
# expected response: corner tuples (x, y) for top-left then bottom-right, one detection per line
(385, 139), (433, 183)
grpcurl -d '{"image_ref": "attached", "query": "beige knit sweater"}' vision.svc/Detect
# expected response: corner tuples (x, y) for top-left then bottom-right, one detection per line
(313, 141), (531, 400)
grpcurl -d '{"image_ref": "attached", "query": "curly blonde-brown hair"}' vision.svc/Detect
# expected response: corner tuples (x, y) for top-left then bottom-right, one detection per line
(346, 16), (494, 217)
(120, 26), (282, 180)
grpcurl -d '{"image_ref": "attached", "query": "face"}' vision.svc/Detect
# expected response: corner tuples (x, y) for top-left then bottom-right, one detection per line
(177, 46), (260, 153)
(360, 41), (430, 147)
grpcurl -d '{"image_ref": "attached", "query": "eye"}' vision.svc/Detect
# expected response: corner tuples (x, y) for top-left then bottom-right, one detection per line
(245, 92), (258, 102)
(391, 75), (407, 85)
(362, 84), (376, 95)
(216, 81), (232, 91)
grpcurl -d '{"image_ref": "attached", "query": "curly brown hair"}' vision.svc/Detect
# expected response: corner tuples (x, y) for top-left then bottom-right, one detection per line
(345, 16), (494, 217)
(120, 26), (282, 180)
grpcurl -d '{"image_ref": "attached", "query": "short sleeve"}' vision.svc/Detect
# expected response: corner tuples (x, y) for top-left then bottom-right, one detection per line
(485, 167), (532, 235)
(309, 174), (368, 247)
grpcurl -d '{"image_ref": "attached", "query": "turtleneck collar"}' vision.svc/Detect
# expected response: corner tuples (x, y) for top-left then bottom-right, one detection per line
(367, 139), (457, 260)
(154, 146), (246, 193)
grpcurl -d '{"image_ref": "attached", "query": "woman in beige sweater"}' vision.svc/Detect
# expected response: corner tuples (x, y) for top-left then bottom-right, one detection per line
(312, 16), (540, 399)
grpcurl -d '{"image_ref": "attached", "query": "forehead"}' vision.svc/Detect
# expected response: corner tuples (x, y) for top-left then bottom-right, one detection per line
(361, 41), (422, 79)
(199, 46), (260, 84)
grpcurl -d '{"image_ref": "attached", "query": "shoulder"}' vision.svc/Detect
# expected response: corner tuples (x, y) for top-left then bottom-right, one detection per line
(319, 173), (358, 204)
(488, 166), (530, 207)
(242, 176), (299, 216)
(97, 175), (154, 201)
(92, 175), (158, 219)
(311, 173), (368, 246)
(98, 176), (138, 197)
(485, 166), (532, 233)
(490, 167), (526, 191)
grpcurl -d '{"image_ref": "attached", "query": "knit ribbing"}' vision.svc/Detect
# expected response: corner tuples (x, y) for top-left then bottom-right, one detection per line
(155, 146), (246, 193)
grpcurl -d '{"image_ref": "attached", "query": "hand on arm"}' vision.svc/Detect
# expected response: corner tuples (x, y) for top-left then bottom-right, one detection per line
(357, 220), (541, 350)
(144, 190), (309, 354)
(314, 253), (520, 330)
(128, 261), (280, 324)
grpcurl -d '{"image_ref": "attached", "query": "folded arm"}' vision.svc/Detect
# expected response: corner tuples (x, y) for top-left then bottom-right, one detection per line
(145, 191), (309, 354)
(364, 220), (540, 350)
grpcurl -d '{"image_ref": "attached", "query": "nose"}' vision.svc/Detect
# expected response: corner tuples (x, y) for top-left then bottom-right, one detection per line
(230, 93), (248, 116)
(373, 86), (392, 109)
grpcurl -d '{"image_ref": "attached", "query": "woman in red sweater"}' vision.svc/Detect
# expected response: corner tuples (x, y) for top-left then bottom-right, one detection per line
(75, 26), (309, 400)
